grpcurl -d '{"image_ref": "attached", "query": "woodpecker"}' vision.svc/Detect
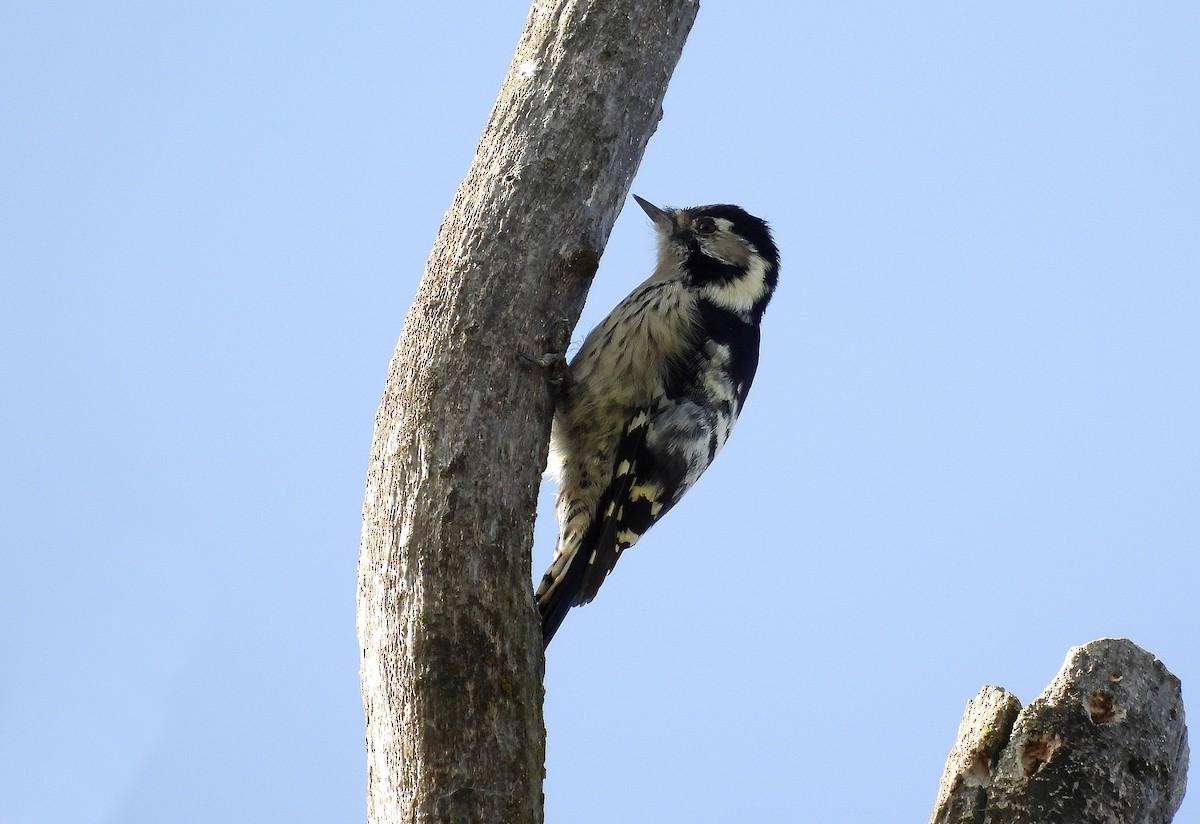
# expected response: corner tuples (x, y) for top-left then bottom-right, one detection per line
(536, 195), (779, 646)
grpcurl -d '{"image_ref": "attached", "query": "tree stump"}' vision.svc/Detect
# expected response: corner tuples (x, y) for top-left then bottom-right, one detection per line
(930, 638), (1188, 824)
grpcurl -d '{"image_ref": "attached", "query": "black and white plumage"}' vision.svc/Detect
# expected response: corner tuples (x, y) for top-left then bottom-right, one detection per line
(537, 195), (779, 646)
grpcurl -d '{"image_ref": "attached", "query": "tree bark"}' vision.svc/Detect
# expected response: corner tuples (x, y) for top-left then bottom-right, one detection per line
(357, 2), (698, 823)
(929, 638), (1189, 824)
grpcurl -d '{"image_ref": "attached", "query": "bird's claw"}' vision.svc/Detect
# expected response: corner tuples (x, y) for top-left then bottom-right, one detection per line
(522, 351), (572, 390)
(522, 317), (574, 392)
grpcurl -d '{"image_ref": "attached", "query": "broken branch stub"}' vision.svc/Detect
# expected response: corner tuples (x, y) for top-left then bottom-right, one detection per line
(929, 638), (1188, 824)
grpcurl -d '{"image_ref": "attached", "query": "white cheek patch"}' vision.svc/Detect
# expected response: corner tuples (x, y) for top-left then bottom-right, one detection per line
(701, 254), (770, 314)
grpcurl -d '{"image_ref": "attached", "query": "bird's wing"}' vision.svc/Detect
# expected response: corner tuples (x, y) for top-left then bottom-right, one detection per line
(574, 397), (723, 604)
(539, 394), (729, 644)
(537, 411), (651, 644)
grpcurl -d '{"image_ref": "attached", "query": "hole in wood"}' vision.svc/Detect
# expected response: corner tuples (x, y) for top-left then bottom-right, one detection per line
(1020, 732), (1062, 776)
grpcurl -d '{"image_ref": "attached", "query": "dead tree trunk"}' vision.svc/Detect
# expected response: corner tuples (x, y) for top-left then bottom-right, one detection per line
(929, 638), (1188, 824)
(357, 2), (698, 823)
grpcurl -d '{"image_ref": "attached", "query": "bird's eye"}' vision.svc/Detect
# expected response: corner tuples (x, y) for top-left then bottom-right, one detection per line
(695, 217), (718, 235)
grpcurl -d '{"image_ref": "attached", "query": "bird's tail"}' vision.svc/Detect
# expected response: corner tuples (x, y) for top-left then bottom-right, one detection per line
(537, 541), (588, 647)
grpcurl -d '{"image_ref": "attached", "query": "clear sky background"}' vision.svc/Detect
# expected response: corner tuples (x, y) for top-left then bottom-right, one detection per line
(3, 2), (1197, 823)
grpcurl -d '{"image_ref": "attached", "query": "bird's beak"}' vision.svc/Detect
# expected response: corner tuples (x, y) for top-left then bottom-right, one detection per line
(632, 195), (673, 231)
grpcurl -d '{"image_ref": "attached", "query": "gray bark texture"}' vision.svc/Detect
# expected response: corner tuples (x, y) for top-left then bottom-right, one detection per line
(929, 638), (1188, 824)
(357, 2), (698, 823)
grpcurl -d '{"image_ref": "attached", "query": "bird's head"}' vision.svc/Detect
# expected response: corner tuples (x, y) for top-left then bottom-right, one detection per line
(634, 195), (779, 322)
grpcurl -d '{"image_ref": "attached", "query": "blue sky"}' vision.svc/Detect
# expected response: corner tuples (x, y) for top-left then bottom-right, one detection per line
(3, 2), (1197, 822)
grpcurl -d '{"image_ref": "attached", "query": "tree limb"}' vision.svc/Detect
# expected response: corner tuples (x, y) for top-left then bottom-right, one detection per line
(357, 1), (699, 822)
